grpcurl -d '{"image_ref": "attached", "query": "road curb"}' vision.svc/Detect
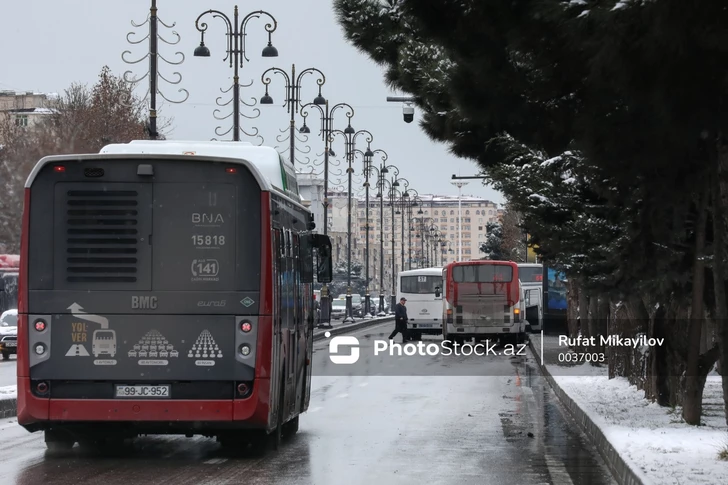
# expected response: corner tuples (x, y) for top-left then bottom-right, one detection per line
(313, 316), (394, 342)
(528, 338), (646, 485)
(0, 396), (16, 418)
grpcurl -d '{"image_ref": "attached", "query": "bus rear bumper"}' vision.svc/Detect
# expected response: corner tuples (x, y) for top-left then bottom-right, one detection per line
(17, 377), (270, 431)
(444, 325), (525, 339)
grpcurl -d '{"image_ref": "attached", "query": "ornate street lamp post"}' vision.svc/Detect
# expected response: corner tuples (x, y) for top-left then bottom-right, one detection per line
(122, 0), (190, 139)
(376, 165), (399, 313)
(193, 6), (279, 141)
(259, 64), (326, 165)
(299, 102), (354, 328)
(331, 128), (373, 323)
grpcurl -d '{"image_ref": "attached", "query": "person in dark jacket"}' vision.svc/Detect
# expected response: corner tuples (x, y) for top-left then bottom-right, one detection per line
(389, 297), (409, 342)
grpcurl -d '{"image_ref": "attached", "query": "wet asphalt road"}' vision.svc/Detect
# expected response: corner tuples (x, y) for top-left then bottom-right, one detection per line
(0, 353), (16, 387)
(1, 321), (615, 485)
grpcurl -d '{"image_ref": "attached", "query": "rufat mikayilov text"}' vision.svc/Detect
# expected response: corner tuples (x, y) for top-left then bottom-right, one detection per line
(559, 335), (665, 348)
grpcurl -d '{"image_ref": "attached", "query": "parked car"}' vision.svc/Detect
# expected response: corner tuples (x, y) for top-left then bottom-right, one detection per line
(331, 298), (347, 319)
(0, 308), (18, 360)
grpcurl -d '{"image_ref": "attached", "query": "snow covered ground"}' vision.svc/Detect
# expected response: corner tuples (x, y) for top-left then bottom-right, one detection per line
(0, 385), (17, 399)
(532, 333), (728, 485)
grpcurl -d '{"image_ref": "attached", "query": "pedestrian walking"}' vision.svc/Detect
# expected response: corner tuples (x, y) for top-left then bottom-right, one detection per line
(389, 297), (409, 342)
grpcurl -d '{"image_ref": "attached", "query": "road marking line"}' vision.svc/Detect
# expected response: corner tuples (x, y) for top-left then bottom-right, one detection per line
(204, 458), (228, 464)
(336, 393), (349, 398)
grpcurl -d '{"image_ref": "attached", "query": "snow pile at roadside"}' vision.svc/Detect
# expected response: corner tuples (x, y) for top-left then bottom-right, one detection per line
(0, 385), (17, 399)
(554, 364), (728, 484)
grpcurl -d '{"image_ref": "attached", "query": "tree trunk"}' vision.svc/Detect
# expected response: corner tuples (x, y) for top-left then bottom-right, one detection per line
(566, 279), (579, 339)
(596, 295), (610, 356)
(683, 188), (709, 425)
(587, 293), (598, 353)
(578, 278), (590, 351)
(713, 138), (728, 425)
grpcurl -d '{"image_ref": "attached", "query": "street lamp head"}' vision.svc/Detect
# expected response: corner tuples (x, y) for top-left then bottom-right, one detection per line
(364, 148), (374, 158)
(344, 124), (355, 134)
(393, 180), (400, 187)
(329, 149), (336, 157)
(262, 42), (279, 57)
(299, 124), (311, 134)
(260, 93), (274, 105)
(194, 42), (210, 57)
(418, 209), (423, 214)
(381, 166), (389, 174)
(313, 93), (327, 105)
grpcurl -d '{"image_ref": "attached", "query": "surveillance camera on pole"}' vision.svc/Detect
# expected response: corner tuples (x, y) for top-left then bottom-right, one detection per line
(387, 96), (417, 124)
(402, 104), (414, 123)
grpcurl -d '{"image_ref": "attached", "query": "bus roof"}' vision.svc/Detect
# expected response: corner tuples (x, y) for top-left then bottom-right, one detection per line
(398, 267), (443, 276)
(447, 260), (517, 267)
(97, 140), (300, 200)
(517, 263), (542, 267)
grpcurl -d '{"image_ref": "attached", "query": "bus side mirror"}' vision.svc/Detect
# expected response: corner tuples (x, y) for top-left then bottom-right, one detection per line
(312, 234), (333, 283)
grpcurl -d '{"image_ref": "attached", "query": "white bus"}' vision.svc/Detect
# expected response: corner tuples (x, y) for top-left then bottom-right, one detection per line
(397, 267), (444, 340)
(518, 263), (543, 332)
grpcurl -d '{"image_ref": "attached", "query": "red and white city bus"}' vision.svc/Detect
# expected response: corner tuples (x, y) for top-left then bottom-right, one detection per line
(442, 260), (526, 345)
(16, 140), (333, 451)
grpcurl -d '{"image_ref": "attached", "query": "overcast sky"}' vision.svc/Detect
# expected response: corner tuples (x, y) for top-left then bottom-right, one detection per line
(1, 0), (503, 204)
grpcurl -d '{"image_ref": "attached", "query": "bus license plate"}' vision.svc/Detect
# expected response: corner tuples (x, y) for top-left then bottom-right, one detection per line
(418, 324), (432, 328)
(115, 385), (170, 398)
(4, 342), (16, 347)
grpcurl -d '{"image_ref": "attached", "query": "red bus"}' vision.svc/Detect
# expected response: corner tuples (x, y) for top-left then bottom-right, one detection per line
(17, 141), (333, 451)
(442, 260), (526, 345)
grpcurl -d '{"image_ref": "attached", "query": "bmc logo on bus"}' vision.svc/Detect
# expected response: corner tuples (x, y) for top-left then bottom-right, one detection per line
(325, 332), (360, 364)
(131, 296), (158, 309)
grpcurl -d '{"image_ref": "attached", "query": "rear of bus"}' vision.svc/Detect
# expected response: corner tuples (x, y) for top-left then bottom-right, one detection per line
(17, 153), (273, 443)
(442, 261), (526, 345)
(397, 268), (443, 340)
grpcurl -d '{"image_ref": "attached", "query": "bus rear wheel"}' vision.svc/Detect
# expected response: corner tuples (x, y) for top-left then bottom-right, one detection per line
(283, 416), (299, 438)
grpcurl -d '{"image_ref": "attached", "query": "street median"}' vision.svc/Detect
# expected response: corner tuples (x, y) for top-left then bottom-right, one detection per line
(0, 395), (16, 419)
(313, 315), (394, 342)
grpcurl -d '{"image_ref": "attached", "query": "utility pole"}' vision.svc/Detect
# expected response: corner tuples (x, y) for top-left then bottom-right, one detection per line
(450, 181), (468, 260)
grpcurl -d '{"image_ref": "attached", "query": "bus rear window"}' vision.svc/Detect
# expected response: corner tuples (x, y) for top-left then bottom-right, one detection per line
(452, 264), (513, 283)
(518, 267), (543, 282)
(401, 275), (442, 294)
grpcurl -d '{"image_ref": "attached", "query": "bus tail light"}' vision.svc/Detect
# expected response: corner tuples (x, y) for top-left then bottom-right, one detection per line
(34, 319), (47, 332)
(31, 380), (50, 398)
(53, 165), (65, 172)
(240, 321), (252, 332)
(446, 308), (453, 323)
(236, 381), (253, 398)
(514, 308), (520, 323)
(34, 343), (47, 356)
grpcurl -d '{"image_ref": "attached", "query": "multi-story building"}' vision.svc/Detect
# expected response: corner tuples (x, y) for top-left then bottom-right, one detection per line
(0, 90), (57, 129)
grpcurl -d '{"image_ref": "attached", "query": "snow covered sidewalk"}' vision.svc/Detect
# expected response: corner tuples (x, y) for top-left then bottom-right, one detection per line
(530, 333), (728, 485)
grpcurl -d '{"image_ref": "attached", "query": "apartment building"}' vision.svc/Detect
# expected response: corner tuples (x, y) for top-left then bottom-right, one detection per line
(0, 90), (57, 129)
